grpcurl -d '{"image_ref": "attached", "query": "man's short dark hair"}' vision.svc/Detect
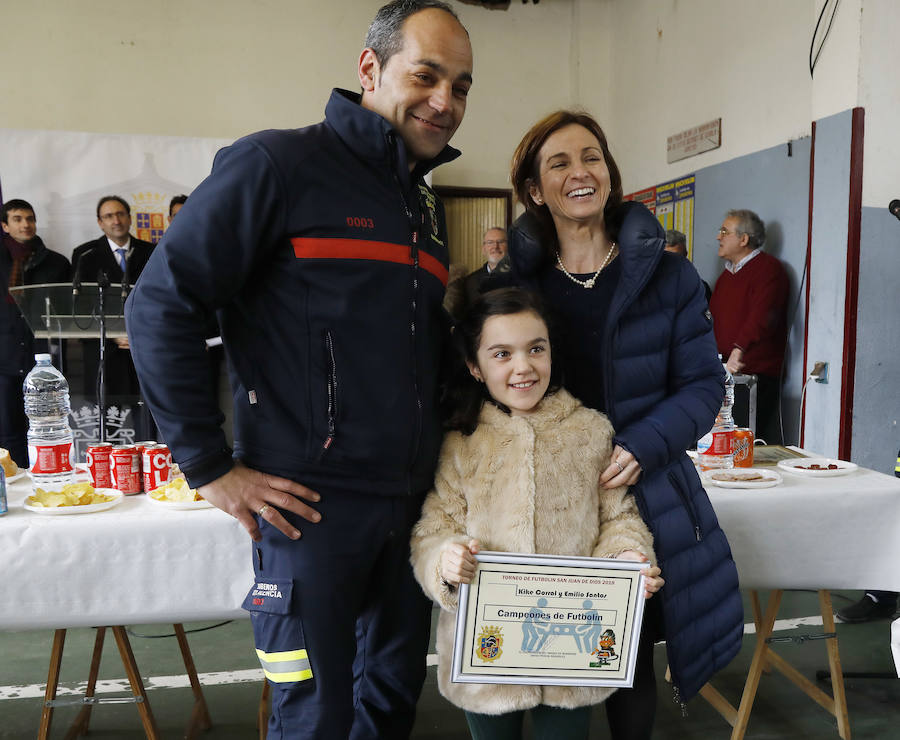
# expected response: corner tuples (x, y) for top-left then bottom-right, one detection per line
(96, 195), (130, 219)
(169, 194), (188, 216)
(1, 198), (35, 224)
(365, 0), (462, 68)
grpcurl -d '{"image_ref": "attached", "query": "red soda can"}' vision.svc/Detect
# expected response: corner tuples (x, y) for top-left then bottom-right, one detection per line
(86, 443), (113, 488)
(143, 444), (171, 493)
(733, 428), (755, 467)
(111, 445), (142, 495)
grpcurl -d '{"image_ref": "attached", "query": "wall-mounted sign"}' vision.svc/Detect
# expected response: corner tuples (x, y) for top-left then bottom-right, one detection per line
(667, 119), (721, 164)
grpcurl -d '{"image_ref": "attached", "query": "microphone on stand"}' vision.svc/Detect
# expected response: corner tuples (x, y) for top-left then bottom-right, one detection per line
(72, 250), (86, 297)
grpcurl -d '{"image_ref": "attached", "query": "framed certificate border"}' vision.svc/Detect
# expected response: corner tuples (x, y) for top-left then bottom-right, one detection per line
(451, 551), (647, 688)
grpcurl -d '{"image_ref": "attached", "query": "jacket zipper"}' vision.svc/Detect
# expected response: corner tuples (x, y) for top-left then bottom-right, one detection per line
(668, 471), (702, 542)
(387, 132), (423, 492)
(321, 330), (338, 455)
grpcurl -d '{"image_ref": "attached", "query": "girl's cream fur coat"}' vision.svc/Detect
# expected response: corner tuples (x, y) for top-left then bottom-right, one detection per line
(411, 389), (656, 715)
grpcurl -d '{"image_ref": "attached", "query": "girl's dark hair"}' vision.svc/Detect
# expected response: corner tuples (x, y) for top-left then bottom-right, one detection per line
(445, 287), (561, 435)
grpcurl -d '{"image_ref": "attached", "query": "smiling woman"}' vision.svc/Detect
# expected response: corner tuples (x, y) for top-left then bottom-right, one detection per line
(507, 110), (744, 736)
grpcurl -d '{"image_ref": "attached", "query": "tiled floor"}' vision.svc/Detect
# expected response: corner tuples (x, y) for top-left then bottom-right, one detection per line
(1, 590), (897, 739)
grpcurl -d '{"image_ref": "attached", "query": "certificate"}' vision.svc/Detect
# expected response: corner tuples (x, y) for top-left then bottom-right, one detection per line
(451, 551), (647, 688)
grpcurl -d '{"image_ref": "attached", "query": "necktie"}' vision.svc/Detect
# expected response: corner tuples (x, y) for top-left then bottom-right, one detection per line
(116, 248), (126, 273)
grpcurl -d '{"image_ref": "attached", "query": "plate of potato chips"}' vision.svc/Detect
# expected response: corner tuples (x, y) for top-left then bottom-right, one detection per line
(25, 483), (123, 514)
(147, 478), (212, 510)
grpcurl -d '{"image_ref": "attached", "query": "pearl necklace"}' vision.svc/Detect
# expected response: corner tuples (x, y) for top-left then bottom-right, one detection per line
(556, 243), (618, 289)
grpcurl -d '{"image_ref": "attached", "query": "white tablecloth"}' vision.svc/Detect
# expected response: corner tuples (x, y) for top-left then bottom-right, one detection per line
(706, 465), (900, 591)
(3, 457), (899, 632)
(1, 476), (254, 631)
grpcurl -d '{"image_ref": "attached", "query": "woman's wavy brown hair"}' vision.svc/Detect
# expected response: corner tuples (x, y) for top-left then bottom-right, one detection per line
(510, 110), (624, 260)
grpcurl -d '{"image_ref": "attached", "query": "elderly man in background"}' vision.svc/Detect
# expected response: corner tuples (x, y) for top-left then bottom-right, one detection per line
(709, 209), (789, 444)
(451, 226), (508, 318)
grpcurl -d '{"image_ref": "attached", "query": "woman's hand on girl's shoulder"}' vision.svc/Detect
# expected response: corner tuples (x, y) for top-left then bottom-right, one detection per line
(440, 539), (481, 587)
(600, 445), (642, 488)
(616, 550), (664, 599)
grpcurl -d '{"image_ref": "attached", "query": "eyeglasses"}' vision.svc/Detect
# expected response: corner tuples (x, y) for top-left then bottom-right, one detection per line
(483, 239), (507, 246)
(717, 227), (738, 237)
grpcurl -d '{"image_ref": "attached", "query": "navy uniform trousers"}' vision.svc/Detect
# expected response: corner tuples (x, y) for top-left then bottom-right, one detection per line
(244, 487), (432, 739)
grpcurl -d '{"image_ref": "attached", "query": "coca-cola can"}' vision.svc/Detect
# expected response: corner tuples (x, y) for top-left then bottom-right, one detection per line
(86, 443), (114, 488)
(111, 445), (142, 495)
(143, 444), (172, 493)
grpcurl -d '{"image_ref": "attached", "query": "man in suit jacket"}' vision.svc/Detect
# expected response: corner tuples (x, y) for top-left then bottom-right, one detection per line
(448, 226), (508, 319)
(72, 195), (154, 399)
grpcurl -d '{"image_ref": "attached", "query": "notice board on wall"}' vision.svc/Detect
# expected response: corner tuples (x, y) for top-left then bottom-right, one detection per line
(625, 174), (696, 260)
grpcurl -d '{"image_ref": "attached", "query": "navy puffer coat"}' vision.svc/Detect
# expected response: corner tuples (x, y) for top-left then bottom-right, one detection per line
(509, 201), (743, 702)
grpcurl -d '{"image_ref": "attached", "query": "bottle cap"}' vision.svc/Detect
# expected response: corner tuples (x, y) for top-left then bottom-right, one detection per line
(34, 353), (52, 363)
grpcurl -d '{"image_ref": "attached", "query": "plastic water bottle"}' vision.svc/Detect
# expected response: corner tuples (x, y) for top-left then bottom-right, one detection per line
(697, 362), (735, 471)
(24, 353), (75, 491)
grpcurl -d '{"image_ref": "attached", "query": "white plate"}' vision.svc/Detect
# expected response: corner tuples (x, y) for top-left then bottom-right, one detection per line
(23, 488), (124, 515)
(703, 469), (783, 489)
(777, 458), (858, 477)
(7, 468), (27, 484)
(145, 493), (213, 511)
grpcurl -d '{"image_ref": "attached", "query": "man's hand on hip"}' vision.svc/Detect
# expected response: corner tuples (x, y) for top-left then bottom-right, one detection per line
(199, 462), (321, 542)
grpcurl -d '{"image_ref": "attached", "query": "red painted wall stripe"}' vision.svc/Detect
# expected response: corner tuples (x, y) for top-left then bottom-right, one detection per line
(800, 121), (816, 448)
(838, 107), (864, 461)
(290, 237), (448, 286)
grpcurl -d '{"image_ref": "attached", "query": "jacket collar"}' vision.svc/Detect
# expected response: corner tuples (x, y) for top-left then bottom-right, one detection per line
(479, 388), (581, 432)
(324, 88), (461, 187)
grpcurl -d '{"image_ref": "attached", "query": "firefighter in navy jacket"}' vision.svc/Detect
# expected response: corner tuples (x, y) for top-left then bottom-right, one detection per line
(125, 4), (473, 737)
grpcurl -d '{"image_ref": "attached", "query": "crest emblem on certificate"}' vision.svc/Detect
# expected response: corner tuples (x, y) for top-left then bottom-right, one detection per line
(476, 625), (503, 662)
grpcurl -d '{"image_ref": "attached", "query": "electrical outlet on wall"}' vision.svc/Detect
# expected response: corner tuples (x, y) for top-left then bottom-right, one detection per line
(811, 361), (828, 384)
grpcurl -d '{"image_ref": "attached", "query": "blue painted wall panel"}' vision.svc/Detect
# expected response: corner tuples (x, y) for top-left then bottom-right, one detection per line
(691, 138), (812, 445)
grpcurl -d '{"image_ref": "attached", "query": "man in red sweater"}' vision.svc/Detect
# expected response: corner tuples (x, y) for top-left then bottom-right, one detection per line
(709, 209), (789, 444)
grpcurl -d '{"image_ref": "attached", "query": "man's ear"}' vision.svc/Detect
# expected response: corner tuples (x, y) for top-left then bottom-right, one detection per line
(358, 48), (380, 93)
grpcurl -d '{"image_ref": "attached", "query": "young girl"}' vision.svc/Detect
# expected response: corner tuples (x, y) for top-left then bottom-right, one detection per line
(411, 287), (663, 740)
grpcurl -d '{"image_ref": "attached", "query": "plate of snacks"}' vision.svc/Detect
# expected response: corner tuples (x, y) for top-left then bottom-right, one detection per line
(7, 468), (27, 484)
(777, 458), (858, 477)
(147, 478), (212, 510)
(703, 468), (783, 489)
(25, 483), (123, 514)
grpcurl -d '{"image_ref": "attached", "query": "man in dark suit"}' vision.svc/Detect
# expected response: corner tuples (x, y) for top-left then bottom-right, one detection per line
(449, 226), (508, 319)
(72, 195), (154, 399)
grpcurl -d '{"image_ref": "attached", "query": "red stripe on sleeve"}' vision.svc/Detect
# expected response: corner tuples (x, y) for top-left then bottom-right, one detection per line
(291, 237), (447, 287)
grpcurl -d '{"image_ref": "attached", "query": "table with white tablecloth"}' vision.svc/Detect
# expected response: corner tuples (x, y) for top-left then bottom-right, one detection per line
(706, 464), (900, 592)
(1, 476), (254, 632)
(699, 460), (900, 740)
